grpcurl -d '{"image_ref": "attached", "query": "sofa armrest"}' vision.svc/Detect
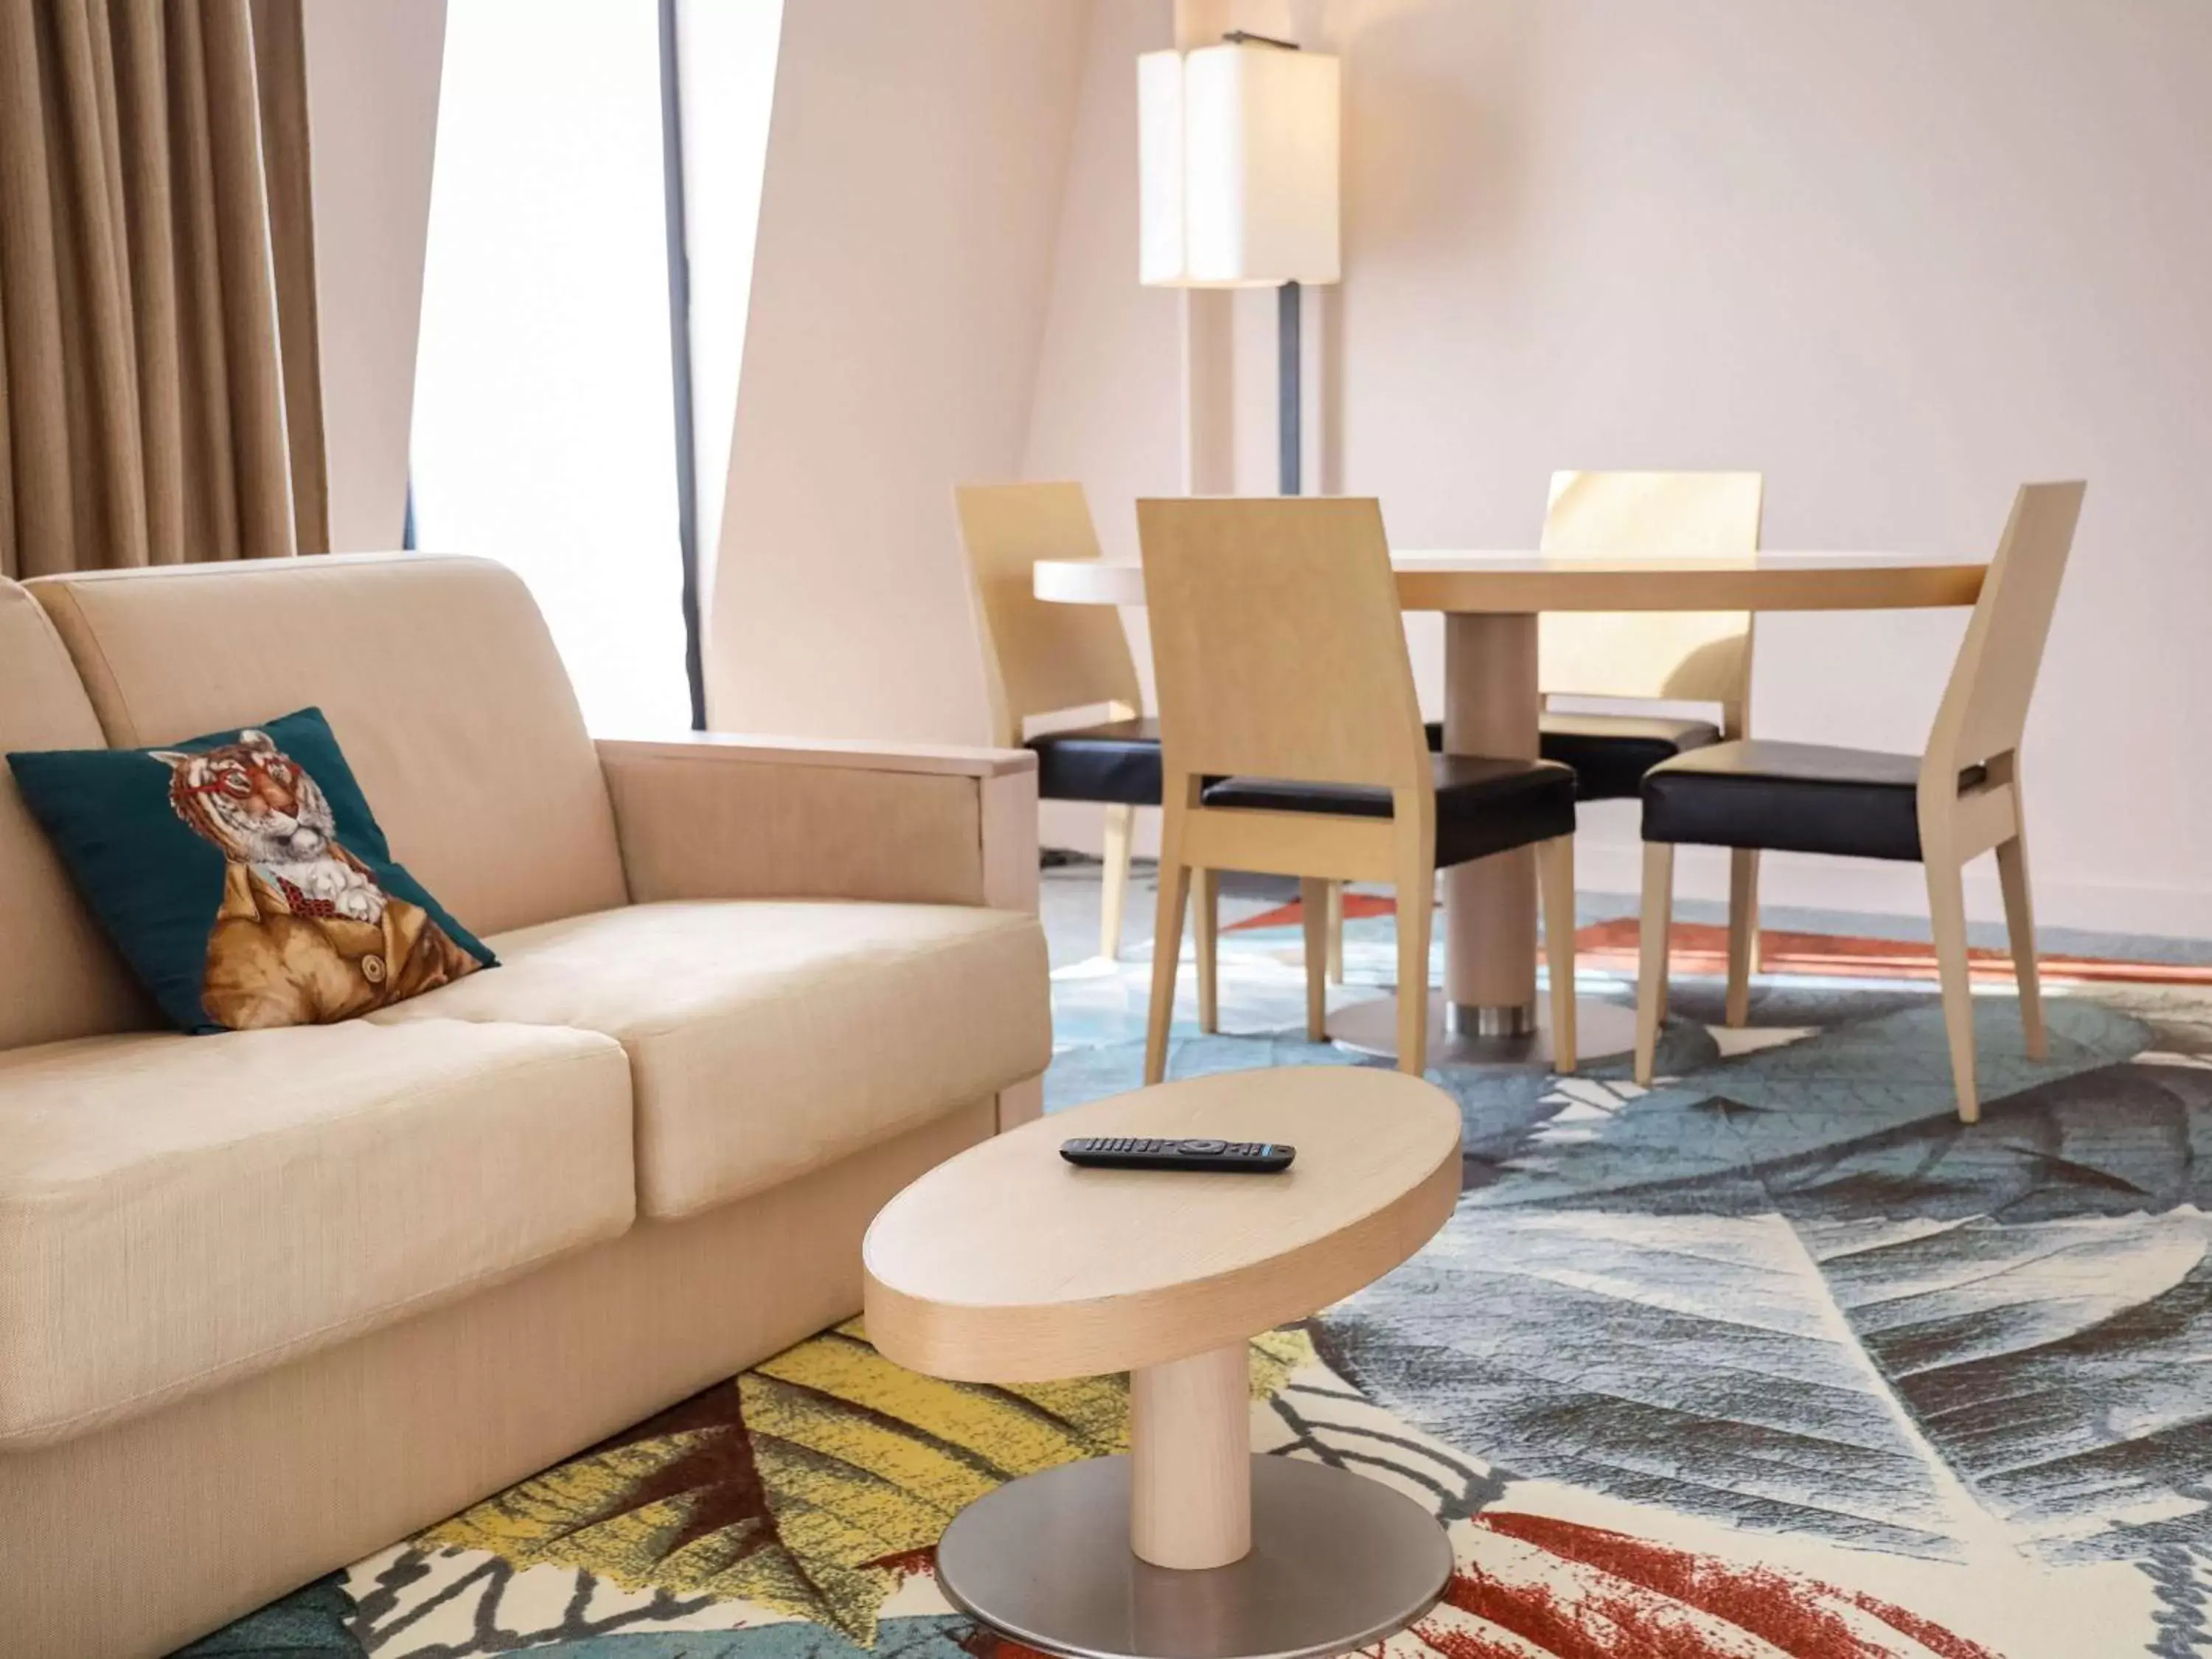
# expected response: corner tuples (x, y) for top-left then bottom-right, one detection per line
(595, 734), (1040, 911)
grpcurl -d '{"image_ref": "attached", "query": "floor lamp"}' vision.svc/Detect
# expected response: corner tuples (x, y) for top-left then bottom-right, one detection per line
(1138, 32), (1341, 496)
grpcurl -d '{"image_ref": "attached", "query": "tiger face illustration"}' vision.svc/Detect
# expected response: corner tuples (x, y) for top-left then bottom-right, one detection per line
(152, 730), (386, 924)
(149, 730), (479, 1029)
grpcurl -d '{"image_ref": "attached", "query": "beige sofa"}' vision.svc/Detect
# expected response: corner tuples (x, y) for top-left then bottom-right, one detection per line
(0, 554), (1052, 1655)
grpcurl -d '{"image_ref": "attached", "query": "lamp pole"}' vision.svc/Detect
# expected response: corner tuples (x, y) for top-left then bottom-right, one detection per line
(1222, 29), (1308, 499)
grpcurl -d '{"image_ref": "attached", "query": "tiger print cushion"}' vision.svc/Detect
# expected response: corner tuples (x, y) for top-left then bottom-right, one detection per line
(8, 707), (496, 1034)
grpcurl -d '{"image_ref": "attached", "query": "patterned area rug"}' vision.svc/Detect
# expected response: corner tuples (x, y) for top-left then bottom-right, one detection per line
(189, 905), (2212, 1659)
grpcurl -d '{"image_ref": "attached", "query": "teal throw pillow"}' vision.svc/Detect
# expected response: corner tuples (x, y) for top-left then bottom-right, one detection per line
(8, 707), (495, 1034)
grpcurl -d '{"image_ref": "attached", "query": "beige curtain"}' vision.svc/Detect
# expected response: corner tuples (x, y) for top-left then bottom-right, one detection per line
(0, 0), (327, 580)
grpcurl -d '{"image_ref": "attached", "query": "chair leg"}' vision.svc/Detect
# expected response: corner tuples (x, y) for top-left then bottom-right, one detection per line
(1925, 856), (1980, 1123)
(1725, 847), (1759, 1028)
(1538, 835), (1577, 1074)
(1194, 868), (1220, 1034)
(1099, 802), (1135, 961)
(1634, 842), (1674, 1086)
(1995, 827), (2046, 1062)
(1394, 863), (1433, 1079)
(1301, 877), (1330, 1042)
(1325, 882), (1346, 984)
(1144, 858), (1192, 1085)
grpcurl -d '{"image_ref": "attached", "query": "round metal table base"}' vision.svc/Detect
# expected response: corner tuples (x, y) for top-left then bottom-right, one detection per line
(936, 1454), (1453, 1659)
(1328, 990), (1640, 1068)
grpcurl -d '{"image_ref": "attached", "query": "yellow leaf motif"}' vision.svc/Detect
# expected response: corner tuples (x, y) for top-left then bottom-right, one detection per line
(420, 1319), (1318, 1646)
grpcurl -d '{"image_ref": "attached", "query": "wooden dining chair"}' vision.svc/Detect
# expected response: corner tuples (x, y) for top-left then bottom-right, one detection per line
(956, 482), (1183, 967)
(1138, 496), (1581, 1082)
(1536, 471), (1765, 1023)
(1632, 481), (2085, 1122)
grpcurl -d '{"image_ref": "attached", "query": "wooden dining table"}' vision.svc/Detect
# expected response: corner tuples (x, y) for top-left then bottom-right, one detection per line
(1034, 550), (1990, 1065)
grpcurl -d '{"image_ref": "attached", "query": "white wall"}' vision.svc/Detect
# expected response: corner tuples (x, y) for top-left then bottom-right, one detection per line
(706, 0), (1095, 742)
(302, 0), (446, 552)
(1022, 0), (2212, 939)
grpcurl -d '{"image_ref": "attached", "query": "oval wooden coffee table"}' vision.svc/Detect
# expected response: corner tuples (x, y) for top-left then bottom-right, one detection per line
(863, 1067), (1463, 1659)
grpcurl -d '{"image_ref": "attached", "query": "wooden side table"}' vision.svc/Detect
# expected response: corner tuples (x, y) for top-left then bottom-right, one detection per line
(863, 1067), (1463, 1659)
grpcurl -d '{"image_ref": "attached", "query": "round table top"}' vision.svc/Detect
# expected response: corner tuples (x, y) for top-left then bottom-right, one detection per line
(861, 1068), (1462, 1383)
(1032, 550), (1988, 613)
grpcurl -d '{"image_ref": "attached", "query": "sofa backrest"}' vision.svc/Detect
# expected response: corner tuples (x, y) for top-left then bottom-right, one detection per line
(29, 554), (630, 939)
(0, 581), (156, 1048)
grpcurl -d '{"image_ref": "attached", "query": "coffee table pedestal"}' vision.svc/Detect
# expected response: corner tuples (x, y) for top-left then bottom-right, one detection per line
(938, 1341), (1452, 1659)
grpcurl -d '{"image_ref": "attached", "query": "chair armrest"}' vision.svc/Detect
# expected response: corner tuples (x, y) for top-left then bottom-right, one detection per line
(595, 733), (1039, 910)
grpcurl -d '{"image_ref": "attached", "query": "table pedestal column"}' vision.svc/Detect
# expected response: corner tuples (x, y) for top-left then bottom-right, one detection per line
(1441, 612), (1540, 1028)
(1130, 1344), (1251, 1568)
(1328, 610), (1640, 1067)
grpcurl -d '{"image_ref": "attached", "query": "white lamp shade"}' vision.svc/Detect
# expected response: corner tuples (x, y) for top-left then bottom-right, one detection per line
(1138, 43), (1340, 288)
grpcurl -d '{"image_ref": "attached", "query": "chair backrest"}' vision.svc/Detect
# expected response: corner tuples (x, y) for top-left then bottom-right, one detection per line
(954, 482), (1144, 745)
(1924, 481), (2085, 778)
(1537, 470), (1764, 713)
(1136, 497), (1429, 790)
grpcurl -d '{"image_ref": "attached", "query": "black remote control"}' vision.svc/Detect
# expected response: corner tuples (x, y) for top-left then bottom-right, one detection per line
(1060, 1137), (1295, 1173)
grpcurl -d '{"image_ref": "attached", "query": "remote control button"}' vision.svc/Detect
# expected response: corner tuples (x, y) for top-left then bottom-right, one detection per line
(1178, 1139), (1226, 1155)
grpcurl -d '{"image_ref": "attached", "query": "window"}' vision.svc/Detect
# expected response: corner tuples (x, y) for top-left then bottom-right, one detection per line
(410, 0), (782, 734)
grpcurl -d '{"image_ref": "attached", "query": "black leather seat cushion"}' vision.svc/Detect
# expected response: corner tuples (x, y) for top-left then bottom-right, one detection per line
(1538, 713), (1721, 801)
(1200, 754), (1576, 869)
(1422, 714), (1719, 801)
(1641, 740), (1986, 863)
(1027, 718), (1162, 806)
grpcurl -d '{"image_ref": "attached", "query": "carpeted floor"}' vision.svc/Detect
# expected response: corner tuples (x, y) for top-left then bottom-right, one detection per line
(188, 868), (2212, 1658)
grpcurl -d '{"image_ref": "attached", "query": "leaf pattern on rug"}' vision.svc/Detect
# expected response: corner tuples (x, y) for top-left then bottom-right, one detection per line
(1419, 1512), (2000, 1659)
(1328, 1050), (2212, 1580)
(1812, 1209), (2212, 1552)
(1320, 1196), (1975, 1557)
(170, 1574), (365, 1657)
(1769, 1060), (2212, 1560)
(409, 1322), (1314, 1646)
(209, 1327), (2030, 1659)
(187, 934), (2212, 1658)
(1485, 999), (2152, 1212)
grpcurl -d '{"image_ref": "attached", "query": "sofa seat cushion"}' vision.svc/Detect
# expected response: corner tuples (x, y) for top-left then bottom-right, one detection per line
(0, 1020), (633, 1449)
(372, 900), (1053, 1218)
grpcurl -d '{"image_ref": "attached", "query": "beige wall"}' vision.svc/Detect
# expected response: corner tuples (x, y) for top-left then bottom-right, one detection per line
(1022, 0), (2212, 939)
(706, 0), (1094, 743)
(303, 0), (446, 552)
(1022, 0), (1181, 852)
